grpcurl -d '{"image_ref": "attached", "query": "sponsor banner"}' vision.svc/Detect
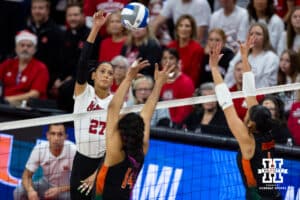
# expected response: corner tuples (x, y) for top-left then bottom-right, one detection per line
(0, 129), (299, 199)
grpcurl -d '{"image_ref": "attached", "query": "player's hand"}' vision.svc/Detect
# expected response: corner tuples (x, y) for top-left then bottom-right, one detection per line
(93, 10), (110, 29)
(127, 58), (150, 80)
(154, 62), (175, 85)
(27, 189), (39, 200)
(209, 42), (223, 69)
(44, 187), (60, 199)
(77, 172), (96, 196)
(239, 36), (255, 57)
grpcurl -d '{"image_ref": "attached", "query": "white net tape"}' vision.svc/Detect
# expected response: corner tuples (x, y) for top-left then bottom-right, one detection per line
(1, 83), (300, 131)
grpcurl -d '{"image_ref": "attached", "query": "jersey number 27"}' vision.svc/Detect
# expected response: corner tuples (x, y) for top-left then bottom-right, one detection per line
(89, 119), (106, 135)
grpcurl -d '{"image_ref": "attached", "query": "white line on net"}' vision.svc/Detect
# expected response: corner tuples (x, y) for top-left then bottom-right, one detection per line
(0, 83), (299, 131)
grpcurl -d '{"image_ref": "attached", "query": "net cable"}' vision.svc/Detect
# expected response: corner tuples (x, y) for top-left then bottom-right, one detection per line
(0, 83), (300, 131)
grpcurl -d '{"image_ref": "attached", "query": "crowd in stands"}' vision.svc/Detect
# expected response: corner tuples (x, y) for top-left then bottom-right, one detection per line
(0, 0), (300, 147)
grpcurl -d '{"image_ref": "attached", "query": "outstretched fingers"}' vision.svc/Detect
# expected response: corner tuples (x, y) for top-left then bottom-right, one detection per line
(165, 64), (176, 74)
(94, 10), (104, 18)
(127, 59), (150, 79)
(247, 35), (255, 49)
(215, 42), (222, 55)
(209, 42), (223, 67)
(131, 58), (149, 68)
(138, 60), (150, 69)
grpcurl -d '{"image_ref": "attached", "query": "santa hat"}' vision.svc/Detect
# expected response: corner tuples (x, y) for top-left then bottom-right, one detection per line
(15, 30), (37, 46)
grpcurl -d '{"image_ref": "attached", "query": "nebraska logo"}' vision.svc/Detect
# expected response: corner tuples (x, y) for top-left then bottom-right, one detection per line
(87, 101), (103, 111)
(258, 158), (288, 183)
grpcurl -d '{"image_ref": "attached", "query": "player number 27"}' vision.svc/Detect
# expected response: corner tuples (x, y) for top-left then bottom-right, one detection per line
(89, 119), (106, 135)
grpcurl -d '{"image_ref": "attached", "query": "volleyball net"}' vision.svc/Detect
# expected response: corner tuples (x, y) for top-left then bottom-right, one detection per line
(1, 83), (300, 200)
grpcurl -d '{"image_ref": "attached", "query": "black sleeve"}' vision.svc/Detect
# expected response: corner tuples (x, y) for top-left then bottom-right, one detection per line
(76, 41), (94, 84)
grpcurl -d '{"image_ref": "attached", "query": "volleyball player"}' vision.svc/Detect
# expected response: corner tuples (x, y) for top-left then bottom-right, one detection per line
(70, 10), (113, 199)
(91, 60), (174, 199)
(210, 38), (282, 199)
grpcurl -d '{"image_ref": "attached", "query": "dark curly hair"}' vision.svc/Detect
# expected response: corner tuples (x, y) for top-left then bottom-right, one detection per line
(249, 105), (273, 133)
(118, 113), (145, 169)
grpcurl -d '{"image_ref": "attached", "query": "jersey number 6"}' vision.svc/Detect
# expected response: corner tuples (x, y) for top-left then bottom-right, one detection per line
(89, 119), (106, 135)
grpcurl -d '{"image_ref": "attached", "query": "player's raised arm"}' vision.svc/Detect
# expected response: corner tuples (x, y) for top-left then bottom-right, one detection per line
(209, 43), (253, 154)
(239, 36), (258, 109)
(105, 60), (150, 156)
(74, 10), (110, 96)
(140, 63), (175, 154)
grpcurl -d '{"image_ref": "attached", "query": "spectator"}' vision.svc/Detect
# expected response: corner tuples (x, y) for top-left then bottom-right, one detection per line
(151, 0), (211, 44)
(275, 0), (300, 23)
(277, 49), (300, 112)
(278, 6), (300, 56)
(0, 30), (49, 106)
(168, 14), (205, 87)
(160, 48), (195, 128)
(236, 0), (250, 8)
(121, 27), (162, 77)
(262, 95), (294, 144)
(148, 0), (172, 46)
(209, 0), (248, 51)
(288, 92), (300, 145)
(98, 10), (127, 62)
(54, 2), (93, 112)
(26, 0), (65, 95)
(229, 60), (264, 120)
(13, 123), (76, 200)
(200, 28), (235, 84)
(127, 75), (171, 127)
(54, 2), (91, 93)
(83, 0), (129, 30)
(239, 0), (284, 51)
(110, 55), (129, 93)
(0, 0), (28, 62)
(182, 82), (230, 136)
(49, 0), (72, 27)
(225, 23), (279, 88)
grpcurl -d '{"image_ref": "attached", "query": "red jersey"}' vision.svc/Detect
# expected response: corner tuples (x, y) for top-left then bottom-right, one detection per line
(168, 40), (204, 87)
(288, 102), (300, 145)
(84, 0), (129, 16)
(160, 74), (195, 124)
(98, 37), (126, 62)
(230, 85), (264, 120)
(84, 0), (129, 37)
(110, 79), (118, 93)
(275, 0), (300, 18)
(0, 58), (49, 99)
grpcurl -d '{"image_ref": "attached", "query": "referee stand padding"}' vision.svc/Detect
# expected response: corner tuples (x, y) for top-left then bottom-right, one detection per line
(150, 127), (300, 160)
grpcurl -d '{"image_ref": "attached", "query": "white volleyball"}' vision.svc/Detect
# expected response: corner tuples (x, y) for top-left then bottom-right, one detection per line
(121, 2), (149, 30)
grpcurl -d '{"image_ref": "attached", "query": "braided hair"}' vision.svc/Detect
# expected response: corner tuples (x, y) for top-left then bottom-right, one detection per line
(118, 113), (145, 170)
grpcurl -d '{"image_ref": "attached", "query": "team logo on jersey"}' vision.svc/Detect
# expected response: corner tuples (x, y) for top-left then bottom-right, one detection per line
(258, 158), (288, 183)
(162, 90), (173, 100)
(87, 101), (103, 111)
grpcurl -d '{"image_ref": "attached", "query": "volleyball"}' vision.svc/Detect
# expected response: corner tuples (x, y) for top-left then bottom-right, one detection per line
(121, 2), (149, 30)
